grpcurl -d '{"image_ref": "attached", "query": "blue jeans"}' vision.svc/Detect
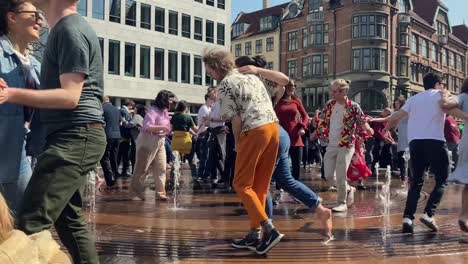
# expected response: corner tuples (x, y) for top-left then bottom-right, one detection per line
(265, 126), (321, 218)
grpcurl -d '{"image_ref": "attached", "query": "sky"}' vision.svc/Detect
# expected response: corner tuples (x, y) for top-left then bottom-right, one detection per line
(231, 0), (468, 26)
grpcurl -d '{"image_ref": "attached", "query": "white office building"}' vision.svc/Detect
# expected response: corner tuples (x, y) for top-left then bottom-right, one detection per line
(76, 0), (231, 107)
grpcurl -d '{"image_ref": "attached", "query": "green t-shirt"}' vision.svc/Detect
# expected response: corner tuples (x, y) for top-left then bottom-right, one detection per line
(39, 14), (104, 133)
(171, 113), (194, 132)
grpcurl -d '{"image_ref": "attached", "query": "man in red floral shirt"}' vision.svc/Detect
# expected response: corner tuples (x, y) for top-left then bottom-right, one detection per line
(317, 79), (373, 212)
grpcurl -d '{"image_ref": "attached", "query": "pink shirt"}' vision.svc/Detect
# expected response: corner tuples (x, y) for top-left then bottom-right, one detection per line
(143, 106), (171, 137)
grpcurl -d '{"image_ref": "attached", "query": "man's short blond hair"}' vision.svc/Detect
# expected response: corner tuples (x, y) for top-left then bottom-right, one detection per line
(331, 79), (351, 92)
(202, 48), (235, 79)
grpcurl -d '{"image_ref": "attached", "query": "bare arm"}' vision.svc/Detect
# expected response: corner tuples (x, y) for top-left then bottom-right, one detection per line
(370, 116), (391, 123)
(272, 86), (285, 106)
(4, 73), (84, 109)
(446, 108), (468, 120)
(231, 115), (242, 149)
(238, 66), (289, 86)
(385, 110), (408, 131)
(439, 96), (459, 110)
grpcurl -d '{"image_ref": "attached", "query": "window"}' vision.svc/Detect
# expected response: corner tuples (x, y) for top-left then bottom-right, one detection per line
(168, 51), (178, 82)
(302, 28), (309, 48)
(302, 56), (312, 78)
(109, 0), (120, 23)
(256, 40), (263, 54)
(288, 31), (298, 51)
(420, 38), (428, 58)
(98, 38), (104, 60)
(456, 54), (462, 70)
(125, 0), (136, 26)
(352, 48), (387, 71)
(140, 46), (150, 79)
(155, 48), (165, 80)
(260, 16), (273, 31)
(310, 24), (328, 46)
(235, 44), (241, 57)
(411, 34), (418, 54)
(266, 62), (273, 70)
(194, 56), (202, 85)
(309, 0), (322, 11)
(352, 14), (387, 39)
(206, 0), (214, 6)
(108, 40), (120, 75)
(195, 0), (202, 2)
(218, 0), (225, 9)
(78, 0), (87, 16)
(194, 18), (203, 40)
(398, 0), (409, 13)
(449, 52), (454, 67)
(155, 7), (165, 32)
(206, 20), (214, 43)
(437, 21), (448, 35)
(353, 49), (361, 71)
(323, 55), (328, 75)
(217, 23), (225, 45)
(182, 14), (191, 38)
(140, 4), (151, 29)
(181, 53), (190, 83)
(431, 44), (437, 62)
(312, 55), (322, 76)
(205, 73), (214, 86)
(169, 11), (178, 35)
(399, 25), (409, 47)
(232, 23), (247, 38)
(398, 56), (408, 76)
(442, 48), (447, 65)
(245, 42), (252, 56)
(288, 60), (297, 79)
(92, 0), (104, 20)
(266, 37), (274, 52)
(411, 63), (419, 82)
(124, 43), (136, 77)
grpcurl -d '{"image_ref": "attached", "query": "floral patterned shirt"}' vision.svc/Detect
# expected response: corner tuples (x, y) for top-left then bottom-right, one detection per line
(317, 99), (366, 148)
(218, 70), (278, 132)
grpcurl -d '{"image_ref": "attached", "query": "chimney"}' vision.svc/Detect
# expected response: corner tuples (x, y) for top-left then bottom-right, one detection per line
(263, 0), (270, 9)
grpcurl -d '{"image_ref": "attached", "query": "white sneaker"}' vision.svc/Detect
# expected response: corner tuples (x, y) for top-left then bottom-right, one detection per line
(420, 213), (439, 232)
(332, 203), (348, 212)
(347, 186), (356, 206)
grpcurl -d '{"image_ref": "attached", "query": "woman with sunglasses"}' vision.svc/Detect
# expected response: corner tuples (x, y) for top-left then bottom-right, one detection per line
(0, 0), (43, 213)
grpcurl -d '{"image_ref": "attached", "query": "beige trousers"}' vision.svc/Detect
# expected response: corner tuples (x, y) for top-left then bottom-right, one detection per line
(131, 133), (167, 197)
(324, 146), (355, 204)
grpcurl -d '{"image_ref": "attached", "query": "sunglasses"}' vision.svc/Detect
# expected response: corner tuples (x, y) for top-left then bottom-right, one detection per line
(13, 10), (45, 22)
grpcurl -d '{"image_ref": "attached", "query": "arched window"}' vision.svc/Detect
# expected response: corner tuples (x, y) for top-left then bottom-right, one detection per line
(351, 89), (388, 112)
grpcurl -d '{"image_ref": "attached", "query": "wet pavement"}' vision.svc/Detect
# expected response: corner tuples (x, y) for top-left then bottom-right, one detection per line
(86, 166), (468, 263)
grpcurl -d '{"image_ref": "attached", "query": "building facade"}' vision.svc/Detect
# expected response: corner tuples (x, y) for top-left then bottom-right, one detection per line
(76, 0), (231, 107)
(230, 3), (287, 71)
(279, 0), (467, 113)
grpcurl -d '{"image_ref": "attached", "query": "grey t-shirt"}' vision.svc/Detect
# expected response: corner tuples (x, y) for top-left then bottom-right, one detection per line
(39, 14), (104, 133)
(458, 94), (468, 128)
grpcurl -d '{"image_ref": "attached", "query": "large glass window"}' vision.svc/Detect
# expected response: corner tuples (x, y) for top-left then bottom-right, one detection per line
(169, 11), (178, 35)
(352, 14), (387, 39)
(108, 40), (120, 75)
(217, 23), (225, 45)
(398, 25), (409, 47)
(140, 46), (150, 79)
(109, 0), (120, 23)
(302, 56), (312, 78)
(194, 56), (202, 85)
(78, 0), (87, 17)
(218, 0), (225, 9)
(431, 44), (437, 62)
(124, 43), (136, 77)
(398, 56), (409, 76)
(266, 37), (274, 52)
(256, 39), (263, 54)
(206, 20), (214, 43)
(323, 55), (328, 75)
(182, 14), (191, 38)
(205, 73), (214, 86)
(302, 28), (309, 48)
(449, 51), (454, 67)
(125, 0), (136, 26)
(140, 4), (151, 29)
(420, 38), (428, 58)
(312, 55), (322, 76)
(235, 44), (241, 57)
(245, 42), (252, 56)
(353, 49), (361, 70)
(206, 0), (214, 6)
(309, 0), (322, 11)
(310, 24), (328, 46)
(260, 16), (273, 31)
(288, 31), (298, 51)
(194, 17), (203, 41)
(181, 53), (190, 84)
(155, 7), (165, 32)
(92, 0), (104, 20)
(442, 48), (447, 65)
(288, 60), (297, 79)
(352, 48), (387, 71)
(411, 34), (418, 54)
(154, 49), (164, 80)
(168, 51), (178, 82)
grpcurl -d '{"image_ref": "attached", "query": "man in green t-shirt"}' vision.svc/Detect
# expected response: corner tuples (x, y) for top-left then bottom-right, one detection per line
(0, 1), (105, 263)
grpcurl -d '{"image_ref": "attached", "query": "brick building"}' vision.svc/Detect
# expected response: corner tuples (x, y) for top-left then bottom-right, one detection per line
(279, 0), (467, 112)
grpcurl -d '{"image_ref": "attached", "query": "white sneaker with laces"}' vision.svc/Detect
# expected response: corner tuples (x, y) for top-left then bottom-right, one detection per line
(347, 186), (356, 206)
(332, 203), (347, 212)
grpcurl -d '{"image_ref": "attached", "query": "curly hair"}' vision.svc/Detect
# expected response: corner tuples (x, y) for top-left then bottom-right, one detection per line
(0, 0), (27, 36)
(331, 79), (351, 92)
(235, 55), (267, 68)
(202, 48), (235, 79)
(153, 90), (176, 110)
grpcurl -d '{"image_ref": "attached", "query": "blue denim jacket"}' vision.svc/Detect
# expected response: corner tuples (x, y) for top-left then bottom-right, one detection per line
(0, 36), (41, 183)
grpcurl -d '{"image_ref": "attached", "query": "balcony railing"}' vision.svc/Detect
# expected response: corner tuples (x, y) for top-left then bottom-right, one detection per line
(397, 13), (411, 24)
(307, 12), (324, 23)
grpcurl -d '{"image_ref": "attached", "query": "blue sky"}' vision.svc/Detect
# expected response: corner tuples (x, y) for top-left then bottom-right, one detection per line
(231, 0), (468, 26)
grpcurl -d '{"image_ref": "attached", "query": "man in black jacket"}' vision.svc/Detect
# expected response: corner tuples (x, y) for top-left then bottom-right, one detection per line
(100, 96), (121, 187)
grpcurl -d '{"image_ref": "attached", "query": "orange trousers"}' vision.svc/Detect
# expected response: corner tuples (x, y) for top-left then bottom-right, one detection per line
(233, 122), (279, 229)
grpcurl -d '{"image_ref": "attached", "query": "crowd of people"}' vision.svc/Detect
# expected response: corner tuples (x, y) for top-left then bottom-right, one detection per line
(1, 0), (468, 263)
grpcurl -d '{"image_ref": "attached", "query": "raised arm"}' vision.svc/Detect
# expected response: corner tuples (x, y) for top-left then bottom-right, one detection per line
(238, 66), (289, 86)
(385, 110), (408, 131)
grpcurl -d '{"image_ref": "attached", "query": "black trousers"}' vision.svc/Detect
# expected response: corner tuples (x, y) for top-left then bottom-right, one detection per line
(117, 139), (130, 176)
(289, 146), (303, 181)
(100, 138), (120, 186)
(320, 146), (327, 178)
(404, 139), (449, 219)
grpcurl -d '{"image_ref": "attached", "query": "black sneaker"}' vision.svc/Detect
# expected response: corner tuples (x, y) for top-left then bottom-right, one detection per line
(402, 218), (414, 234)
(255, 229), (284, 255)
(231, 236), (260, 251)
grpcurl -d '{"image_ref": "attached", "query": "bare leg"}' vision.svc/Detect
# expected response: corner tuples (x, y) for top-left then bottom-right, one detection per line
(315, 203), (333, 237)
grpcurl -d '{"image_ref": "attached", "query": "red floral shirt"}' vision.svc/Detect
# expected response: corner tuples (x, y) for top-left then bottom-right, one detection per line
(317, 99), (366, 148)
